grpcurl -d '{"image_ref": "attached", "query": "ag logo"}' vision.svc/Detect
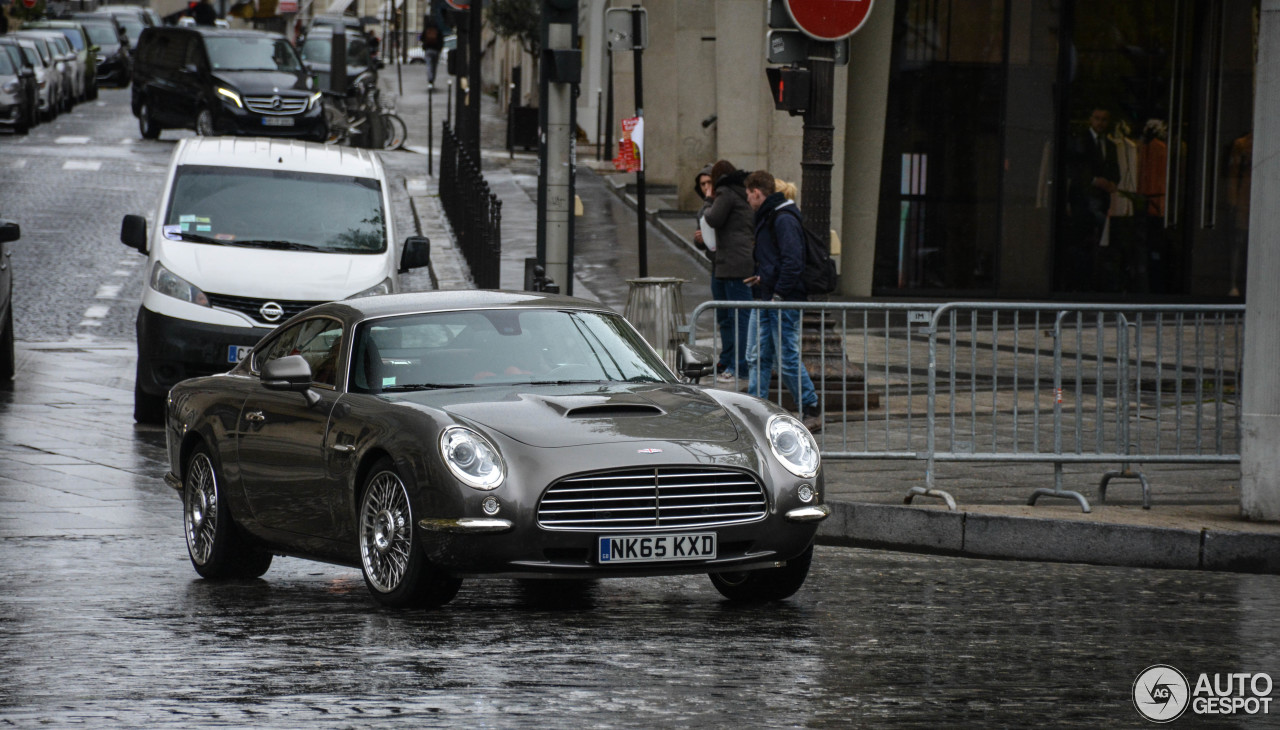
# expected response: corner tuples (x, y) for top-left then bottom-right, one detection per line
(1134, 664), (1190, 722)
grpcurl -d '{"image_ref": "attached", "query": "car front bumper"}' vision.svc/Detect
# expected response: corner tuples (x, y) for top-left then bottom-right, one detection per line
(212, 102), (327, 141)
(135, 305), (270, 398)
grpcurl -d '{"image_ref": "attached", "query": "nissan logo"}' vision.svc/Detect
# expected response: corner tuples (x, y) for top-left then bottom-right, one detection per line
(259, 302), (285, 322)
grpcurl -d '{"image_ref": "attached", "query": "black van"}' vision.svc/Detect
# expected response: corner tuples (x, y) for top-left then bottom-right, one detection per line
(131, 26), (325, 141)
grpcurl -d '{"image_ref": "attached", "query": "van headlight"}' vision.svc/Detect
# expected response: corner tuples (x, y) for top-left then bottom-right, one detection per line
(347, 277), (393, 299)
(215, 86), (243, 108)
(440, 427), (505, 490)
(150, 261), (210, 306)
(307, 90), (323, 110)
(767, 414), (820, 478)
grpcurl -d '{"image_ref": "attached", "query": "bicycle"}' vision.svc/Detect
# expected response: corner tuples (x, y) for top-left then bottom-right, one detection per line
(377, 96), (406, 150)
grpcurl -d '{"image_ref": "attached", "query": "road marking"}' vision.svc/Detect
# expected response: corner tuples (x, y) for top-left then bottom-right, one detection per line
(62, 160), (103, 171)
(10, 160), (27, 169)
(55, 136), (91, 144)
(111, 270), (132, 276)
(95, 284), (122, 299)
(119, 138), (135, 145)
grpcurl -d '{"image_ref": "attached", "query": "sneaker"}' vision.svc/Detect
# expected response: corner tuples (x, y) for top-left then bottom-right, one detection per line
(801, 408), (823, 433)
(715, 371), (737, 383)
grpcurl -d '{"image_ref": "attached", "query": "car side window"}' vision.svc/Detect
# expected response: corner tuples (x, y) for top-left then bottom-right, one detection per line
(253, 318), (345, 388)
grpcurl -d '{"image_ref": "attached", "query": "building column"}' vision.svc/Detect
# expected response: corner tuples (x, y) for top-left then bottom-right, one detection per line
(1241, 0), (1280, 521)
(837, 0), (895, 297)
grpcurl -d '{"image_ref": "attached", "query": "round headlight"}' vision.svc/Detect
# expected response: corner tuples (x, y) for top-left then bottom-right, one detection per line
(439, 426), (505, 490)
(767, 414), (820, 478)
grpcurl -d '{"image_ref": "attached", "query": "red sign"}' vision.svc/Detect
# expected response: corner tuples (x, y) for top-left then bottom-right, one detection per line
(784, 0), (874, 42)
(21, 0), (37, 9)
(613, 116), (643, 173)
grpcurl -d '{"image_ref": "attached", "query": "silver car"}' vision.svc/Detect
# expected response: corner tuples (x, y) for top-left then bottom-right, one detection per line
(26, 32), (83, 103)
(7, 37), (60, 120)
(12, 34), (71, 113)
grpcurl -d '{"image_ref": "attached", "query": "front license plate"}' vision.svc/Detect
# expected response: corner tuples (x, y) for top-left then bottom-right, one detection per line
(227, 345), (251, 364)
(262, 116), (295, 126)
(598, 533), (716, 564)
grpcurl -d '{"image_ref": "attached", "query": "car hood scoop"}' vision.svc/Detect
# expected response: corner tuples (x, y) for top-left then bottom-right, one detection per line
(439, 385), (739, 447)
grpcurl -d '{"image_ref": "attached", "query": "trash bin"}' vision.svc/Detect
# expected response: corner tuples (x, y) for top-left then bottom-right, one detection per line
(623, 277), (687, 368)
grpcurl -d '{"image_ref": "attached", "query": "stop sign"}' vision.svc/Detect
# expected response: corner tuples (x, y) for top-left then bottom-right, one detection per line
(21, 0), (36, 8)
(784, 0), (874, 42)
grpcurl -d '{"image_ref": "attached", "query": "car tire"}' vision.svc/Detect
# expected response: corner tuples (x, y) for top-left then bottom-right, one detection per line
(708, 542), (814, 602)
(183, 445), (273, 580)
(133, 360), (166, 424)
(358, 458), (461, 609)
(138, 102), (161, 140)
(0, 306), (14, 381)
(195, 108), (216, 137)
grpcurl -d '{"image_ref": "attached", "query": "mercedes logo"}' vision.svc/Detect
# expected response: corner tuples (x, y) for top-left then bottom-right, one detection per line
(270, 96), (283, 110)
(259, 301), (285, 322)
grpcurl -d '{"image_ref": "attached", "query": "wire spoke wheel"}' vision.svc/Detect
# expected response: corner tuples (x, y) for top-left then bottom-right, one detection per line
(360, 470), (414, 593)
(184, 452), (219, 566)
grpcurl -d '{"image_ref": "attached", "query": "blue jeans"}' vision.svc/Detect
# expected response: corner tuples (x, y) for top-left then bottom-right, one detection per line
(749, 307), (818, 412)
(711, 277), (752, 374)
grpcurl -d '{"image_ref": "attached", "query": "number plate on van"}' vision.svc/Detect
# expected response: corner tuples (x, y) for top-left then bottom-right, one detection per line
(227, 345), (250, 363)
(262, 117), (295, 127)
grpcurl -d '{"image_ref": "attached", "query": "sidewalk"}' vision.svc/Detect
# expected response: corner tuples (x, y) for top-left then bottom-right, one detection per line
(378, 69), (1280, 575)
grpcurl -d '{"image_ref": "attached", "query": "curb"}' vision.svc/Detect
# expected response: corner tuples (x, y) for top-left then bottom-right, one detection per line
(816, 501), (1280, 575)
(601, 176), (712, 273)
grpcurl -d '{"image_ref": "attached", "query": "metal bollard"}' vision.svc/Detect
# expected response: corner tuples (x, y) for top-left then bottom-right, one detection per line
(623, 277), (687, 368)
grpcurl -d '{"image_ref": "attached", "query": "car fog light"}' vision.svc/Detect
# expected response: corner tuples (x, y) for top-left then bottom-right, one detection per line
(482, 496), (500, 515)
(797, 484), (814, 503)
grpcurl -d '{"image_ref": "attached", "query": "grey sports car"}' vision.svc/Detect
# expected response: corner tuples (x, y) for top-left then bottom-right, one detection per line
(164, 290), (828, 608)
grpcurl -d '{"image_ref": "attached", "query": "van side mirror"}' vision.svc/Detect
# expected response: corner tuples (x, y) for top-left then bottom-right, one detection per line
(0, 220), (20, 244)
(677, 343), (715, 383)
(399, 236), (430, 273)
(121, 214), (148, 253)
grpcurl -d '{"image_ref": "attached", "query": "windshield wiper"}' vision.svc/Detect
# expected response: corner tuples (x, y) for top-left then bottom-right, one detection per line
(172, 231), (222, 245)
(235, 240), (326, 252)
(624, 376), (663, 383)
(516, 379), (608, 386)
(381, 383), (477, 391)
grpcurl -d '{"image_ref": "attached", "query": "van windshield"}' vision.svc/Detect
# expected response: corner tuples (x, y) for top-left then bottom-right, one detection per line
(205, 36), (301, 72)
(164, 165), (386, 253)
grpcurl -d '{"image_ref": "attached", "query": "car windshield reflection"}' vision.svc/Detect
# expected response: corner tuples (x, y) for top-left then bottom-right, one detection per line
(205, 37), (302, 72)
(163, 165), (385, 253)
(349, 309), (675, 393)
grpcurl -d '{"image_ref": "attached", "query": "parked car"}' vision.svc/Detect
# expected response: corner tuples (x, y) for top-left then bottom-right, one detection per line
(93, 5), (147, 49)
(6, 36), (61, 121)
(119, 137), (429, 422)
(0, 44), (35, 134)
(131, 26), (325, 140)
(162, 289), (827, 607)
(0, 38), (41, 129)
(69, 13), (132, 87)
(298, 23), (375, 93)
(0, 220), (19, 379)
(177, 16), (231, 28)
(20, 20), (99, 101)
(22, 31), (84, 103)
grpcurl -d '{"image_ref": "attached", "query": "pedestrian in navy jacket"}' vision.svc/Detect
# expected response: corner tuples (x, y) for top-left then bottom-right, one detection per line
(742, 170), (821, 432)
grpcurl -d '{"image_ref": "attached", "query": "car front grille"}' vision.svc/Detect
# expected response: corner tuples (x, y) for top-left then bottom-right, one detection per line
(537, 467), (768, 531)
(243, 95), (310, 115)
(206, 293), (325, 326)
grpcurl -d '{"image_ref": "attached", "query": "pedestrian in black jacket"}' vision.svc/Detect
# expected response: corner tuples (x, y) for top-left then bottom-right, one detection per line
(742, 170), (821, 432)
(695, 160), (755, 382)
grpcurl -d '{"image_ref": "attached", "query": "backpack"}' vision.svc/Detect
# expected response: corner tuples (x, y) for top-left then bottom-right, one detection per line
(770, 207), (839, 296)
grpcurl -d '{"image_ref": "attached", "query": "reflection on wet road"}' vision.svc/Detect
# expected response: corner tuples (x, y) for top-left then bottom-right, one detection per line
(2, 534), (1276, 727)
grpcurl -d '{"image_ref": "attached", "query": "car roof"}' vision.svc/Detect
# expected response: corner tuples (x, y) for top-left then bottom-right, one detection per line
(324, 291), (616, 321)
(172, 137), (384, 179)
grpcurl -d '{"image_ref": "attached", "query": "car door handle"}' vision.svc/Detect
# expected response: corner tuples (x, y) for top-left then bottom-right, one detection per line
(244, 411), (265, 422)
(331, 443), (355, 453)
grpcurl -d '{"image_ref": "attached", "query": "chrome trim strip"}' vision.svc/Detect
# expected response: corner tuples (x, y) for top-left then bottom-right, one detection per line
(784, 505), (831, 522)
(418, 517), (514, 534)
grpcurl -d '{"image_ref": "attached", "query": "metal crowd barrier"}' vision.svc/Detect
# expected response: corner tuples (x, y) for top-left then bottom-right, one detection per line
(439, 122), (502, 288)
(686, 301), (1244, 512)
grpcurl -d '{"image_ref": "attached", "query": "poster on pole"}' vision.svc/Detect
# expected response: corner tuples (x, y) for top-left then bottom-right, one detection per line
(613, 116), (643, 172)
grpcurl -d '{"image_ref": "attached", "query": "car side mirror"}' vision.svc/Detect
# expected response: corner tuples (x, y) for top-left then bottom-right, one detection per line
(0, 220), (20, 244)
(399, 236), (430, 273)
(261, 355), (321, 407)
(676, 343), (715, 383)
(90, 45), (100, 53)
(120, 214), (147, 253)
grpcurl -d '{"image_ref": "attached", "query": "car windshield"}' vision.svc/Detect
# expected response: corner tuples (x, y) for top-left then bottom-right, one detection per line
(22, 38), (51, 64)
(19, 46), (42, 68)
(55, 29), (86, 51)
(349, 309), (674, 394)
(0, 53), (13, 75)
(113, 17), (144, 46)
(205, 36), (301, 72)
(164, 165), (385, 253)
(83, 24), (118, 47)
(300, 33), (371, 66)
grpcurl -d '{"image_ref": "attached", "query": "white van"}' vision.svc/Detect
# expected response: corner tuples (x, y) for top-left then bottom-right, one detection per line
(121, 137), (430, 423)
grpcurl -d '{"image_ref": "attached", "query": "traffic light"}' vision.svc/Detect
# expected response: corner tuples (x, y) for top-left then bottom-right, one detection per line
(766, 66), (810, 114)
